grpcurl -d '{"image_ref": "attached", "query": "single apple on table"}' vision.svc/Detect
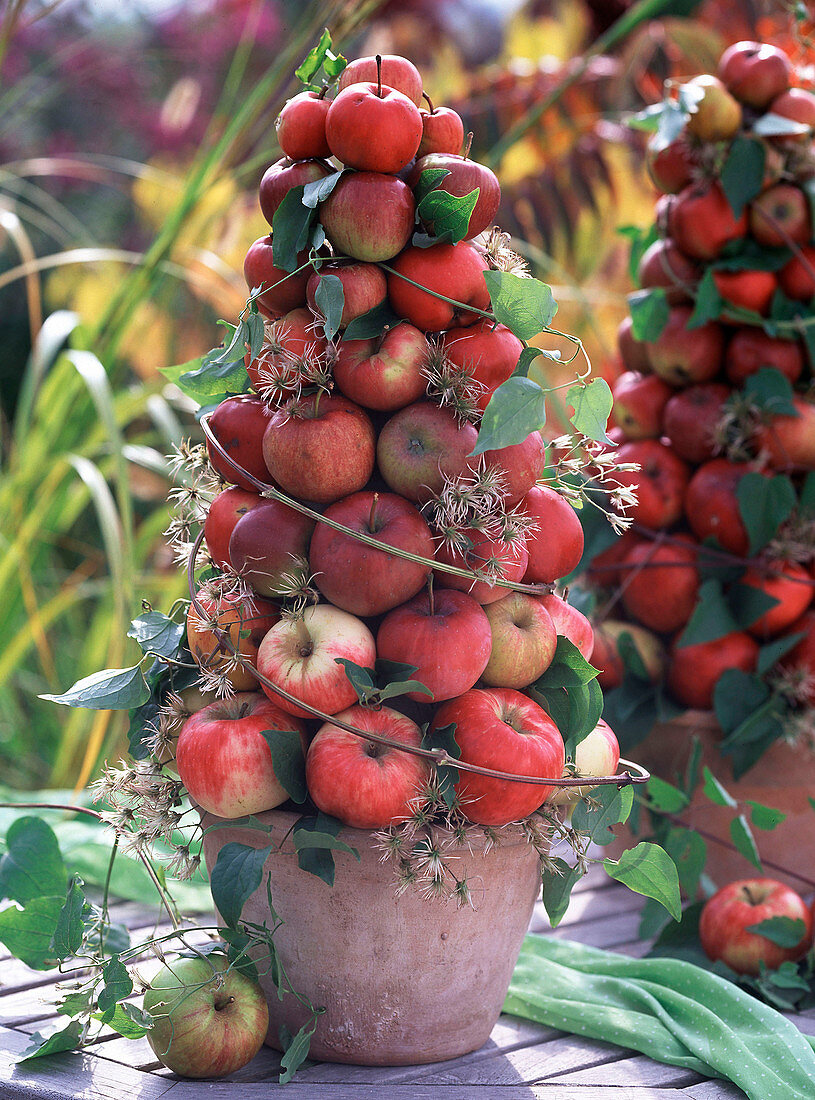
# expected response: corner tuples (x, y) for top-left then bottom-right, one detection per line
(430, 687), (565, 826)
(699, 878), (813, 976)
(176, 692), (306, 818)
(256, 603), (376, 719)
(306, 705), (431, 829)
(481, 591), (557, 689)
(144, 953), (269, 1078)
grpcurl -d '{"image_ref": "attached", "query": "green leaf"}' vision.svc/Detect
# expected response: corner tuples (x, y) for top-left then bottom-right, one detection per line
(757, 630), (806, 676)
(568, 378), (613, 443)
(742, 368), (798, 416)
(702, 767), (737, 807)
(0, 816), (66, 904)
(40, 663), (150, 710)
(628, 98), (690, 150)
(0, 895), (64, 969)
(313, 274), (345, 342)
(800, 470), (815, 511)
(531, 635), (603, 744)
(647, 776), (689, 814)
(246, 309), (265, 360)
(209, 842), (272, 928)
(422, 721), (461, 808)
(279, 1017), (317, 1084)
(52, 876), (89, 958)
(472, 375), (546, 453)
(483, 271), (557, 339)
(18, 1020), (83, 1061)
(616, 631), (651, 681)
(678, 579), (739, 647)
(686, 268), (724, 329)
(604, 841), (681, 921)
(737, 473), (797, 555)
(128, 611), (185, 659)
(271, 187), (314, 273)
(413, 168), (450, 204)
(619, 223), (659, 285)
(94, 1001), (151, 1039)
(294, 29), (345, 85)
(628, 287), (669, 341)
(174, 342), (251, 402)
(97, 955), (132, 1013)
(729, 814), (762, 870)
(727, 582), (779, 632)
(259, 730), (307, 805)
(302, 170), (343, 209)
(746, 800), (786, 831)
(538, 636), (601, 688)
(572, 784), (633, 846)
(714, 669), (771, 735)
(335, 657), (376, 702)
(662, 827), (707, 901)
(514, 346), (547, 377)
(747, 916), (806, 948)
(293, 813), (359, 886)
(342, 300), (401, 341)
(541, 858), (583, 927)
(417, 187), (480, 245)
(720, 137), (767, 217)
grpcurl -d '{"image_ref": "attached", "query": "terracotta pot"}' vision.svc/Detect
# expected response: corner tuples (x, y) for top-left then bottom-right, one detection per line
(614, 711), (815, 891)
(200, 807), (542, 1066)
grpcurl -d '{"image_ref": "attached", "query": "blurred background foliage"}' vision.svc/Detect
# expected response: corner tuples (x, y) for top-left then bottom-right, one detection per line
(0, 0), (783, 789)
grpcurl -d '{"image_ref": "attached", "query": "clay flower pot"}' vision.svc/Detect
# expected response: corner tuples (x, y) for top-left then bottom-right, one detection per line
(200, 806), (542, 1065)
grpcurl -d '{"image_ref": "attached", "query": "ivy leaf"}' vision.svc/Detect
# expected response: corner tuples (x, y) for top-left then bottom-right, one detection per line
(720, 137), (767, 217)
(422, 721), (461, 808)
(701, 767), (737, 808)
(174, 340), (252, 402)
(279, 1018), (318, 1085)
(746, 800), (786, 831)
(295, 29), (345, 86)
(660, 826), (706, 902)
(342, 300), (401, 341)
(97, 955), (133, 1014)
(647, 776), (689, 813)
(618, 223), (660, 285)
(127, 611), (185, 659)
(677, 579), (739, 647)
(727, 582), (780, 632)
(568, 378), (613, 443)
(604, 841), (681, 922)
(209, 842), (273, 928)
(686, 268), (723, 328)
(271, 187), (314, 272)
(417, 187), (479, 245)
(52, 876), (90, 959)
(259, 730), (307, 805)
(94, 1001), (152, 1039)
(730, 814), (762, 870)
(742, 368), (798, 416)
(302, 170), (343, 209)
(747, 916), (807, 948)
(413, 168), (450, 204)
(313, 274), (345, 342)
(628, 98), (691, 151)
(18, 1020), (84, 1062)
(0, 895), (64, 969)
(293, 813), (359, 887)
(483, 271), (557, 339)
(473, 376), (546, 454)
(753, 112), (811, 137)
(0, 816), (66, 904)
(572, 784), (633, 846)
(246, 309), (265, 360)
(757, 630), (806, 676)
(541, 857), (583, 928)
(627, 287), (669, 341)
(40, 664), (150, 710)
(714, 669), (771, 737)
(737, 473), (797, 555)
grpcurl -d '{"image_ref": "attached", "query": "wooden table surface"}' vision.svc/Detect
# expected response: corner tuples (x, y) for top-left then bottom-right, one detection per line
(1, 862), (812, 1099)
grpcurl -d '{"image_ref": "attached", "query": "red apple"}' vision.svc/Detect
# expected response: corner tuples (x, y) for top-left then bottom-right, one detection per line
(685, 458), (754, 556)
(550, 718), (620, 806)
(275, 91), (331, 160)
(258, 157), (334, 226)
(333, 323), (429, 411)
(376, 401), (478, 504)
(245, 307), (327, 400)
(481, 591), (557, 688)
(699, 879), (813, 976)
(592, 620), (666, 690)
(204, 487), (264, 570)
(718, 41), (792, 110)
(611, 439), (691, 530)
(741, 561), (813, 639)
(585, 530), (646, 589)
(778, 246), (815, 302)
(430, 688), (565, 826)
(645, 306), (725, 386)
(481, 431), (546, 505)
(684, 75), (742, 142)
(306, 261), (387, 328)
(612, 371), (673, 439)
(306, 706), (431, 829)
(768, 88), (815, 141)
(144, 954), (268, 1078)
(376, 588), (492, 702)
(243, 236), (309, 316)
(749, 183), (811, 248)
(256, 603), (376, 718)
(175, 692), (305, 817)
(187, 584), (278, 692)
(319, 172), (416, 263)
(620, 536), (700, 634)
(325, 81), (422, 173)
(637, 239), (700, 303)
(417, 97), (465, 157)
(724, 328), (803, 386)
(536, 593), (594, 660)
(779, 609), (815, 705)
(646, 135), (699, 195)
(441, 321), (524, 411)
(262, 393), (376, 504)
(409, 151), (501, 240)
(662, 382), (731, 464)
(521, 485), (585, 584)
(713, 269), (776, 316)
(434, 524), (529, 605)
(228, 499), (316, 599)
(754, 396), (815, 471)
(617, 315), (651, 374)
(206, 395), (273, 490)
(668, 182), (748, 261)
(338, 54), (423, 106)
(387, 241), (491, 332)
(667, 630), (759, 710)
(309, 491), (435, 616)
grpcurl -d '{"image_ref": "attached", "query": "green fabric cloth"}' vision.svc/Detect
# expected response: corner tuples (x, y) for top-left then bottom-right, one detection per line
(505, 935), (815, 1100)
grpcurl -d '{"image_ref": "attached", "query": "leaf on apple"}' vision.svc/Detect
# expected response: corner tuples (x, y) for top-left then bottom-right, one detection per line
(686, 268), (724, 329)
(293, 813), (359, 887)
(746, 800), (787, 831)
(416, 187), (479, 246)
(272, 187), (315, 273)
(302, 170), (344, 209)
(541, 857), (583, 927)
(93, 1001), (152, 1040)
(128, 610), (185, 660)
(533, 637), (602, 752)
(40, 663), (150, 711)
(627, 287), (669, 342)
(757, 630), (807, 676)
(209, 841), (273, 928)
(294, 28), (346, 89)
(472, 375), (546, 454)
(259, 729), (308, 804)
(737, 472), (797, 555)
(729, 813), (762, 870)
(313, 274), (345, 342)
(568, 378), (613, 444)
(677, 578), (740, 647)
(342, 300), (401, 341)
(421, 721), (461, 809)
(720, 137), (766, 217)
(715, 238), (791, 273)
(747, 916), (807, 948)
(603, 841), (681, 922)
(572, 784), (633, 846)
(483, 271), (557, 339)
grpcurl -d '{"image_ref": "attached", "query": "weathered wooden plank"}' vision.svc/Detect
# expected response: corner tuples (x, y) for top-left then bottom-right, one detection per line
(531, 882), (645, 932)
(0, 1024), (175, 1099)
(158, 1083), (689, 1098)
(681, 1081), (747, 1098)
(547, 908), (645, 949)
(547, 1052), (704, 1087)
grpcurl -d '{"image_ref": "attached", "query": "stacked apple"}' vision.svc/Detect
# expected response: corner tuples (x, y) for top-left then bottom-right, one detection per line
(589, 40), (815, 715)
(176, 51), (618, 833)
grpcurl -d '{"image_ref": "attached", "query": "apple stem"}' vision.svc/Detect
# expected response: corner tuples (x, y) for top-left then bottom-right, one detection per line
(373, 324), (390, 354)
(742, 885), (761, 906)
(464, 132), (473, 159)
(368, 492), (380, 532)
(427, 572), (435, 617)
(375, 54), (383, 98)
(294, 615), (313, 657)
(422, 90), (436, 114)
